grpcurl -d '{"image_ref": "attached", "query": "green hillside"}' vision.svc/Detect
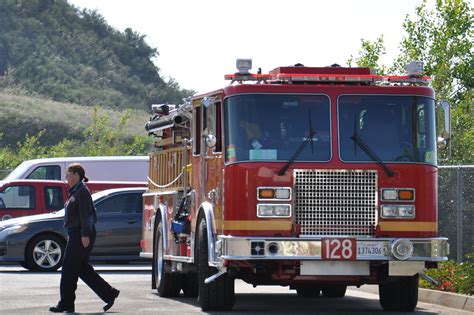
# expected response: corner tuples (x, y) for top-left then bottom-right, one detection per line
(0, 92), (149, 148)
(0, 0), (193, 110)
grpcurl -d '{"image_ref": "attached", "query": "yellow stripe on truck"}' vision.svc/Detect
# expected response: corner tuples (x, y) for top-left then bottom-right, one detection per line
(224, 220), (292, 231)
(379, 221), (437, 232)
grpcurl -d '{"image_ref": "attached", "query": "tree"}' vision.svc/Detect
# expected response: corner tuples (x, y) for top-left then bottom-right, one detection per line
(347, 36), (387, 75)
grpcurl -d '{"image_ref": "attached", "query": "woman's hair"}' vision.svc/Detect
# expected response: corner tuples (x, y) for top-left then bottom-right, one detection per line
(67, 163), (89, 182)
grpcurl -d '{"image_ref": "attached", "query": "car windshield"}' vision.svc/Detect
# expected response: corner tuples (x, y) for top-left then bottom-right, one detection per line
(224, 94), (331, 163)
(338, 95), (437, 165)
(3, 161), (32, 181)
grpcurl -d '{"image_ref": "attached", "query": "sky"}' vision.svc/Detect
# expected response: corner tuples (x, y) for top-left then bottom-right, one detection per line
(68, 0), (427, 94)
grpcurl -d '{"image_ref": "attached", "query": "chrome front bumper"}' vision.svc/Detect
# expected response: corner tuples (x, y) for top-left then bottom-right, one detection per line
(216, 236), (449, 262)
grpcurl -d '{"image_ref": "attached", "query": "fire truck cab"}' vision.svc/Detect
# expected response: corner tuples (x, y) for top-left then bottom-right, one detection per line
(140, 60), (450, 312)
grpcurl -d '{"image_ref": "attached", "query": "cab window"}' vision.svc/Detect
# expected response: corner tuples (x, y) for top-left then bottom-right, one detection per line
(27, 165), (61, 180)
(44, 186), (64, 210)
(202, 99), (222, 153)
(0, 185), (36, 209)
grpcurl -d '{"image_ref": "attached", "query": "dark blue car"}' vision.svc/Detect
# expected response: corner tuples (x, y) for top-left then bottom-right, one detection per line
(0, 187), (147, 271)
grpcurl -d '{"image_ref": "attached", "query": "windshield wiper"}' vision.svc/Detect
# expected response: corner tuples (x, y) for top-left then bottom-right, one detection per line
(350, 127), (395, 177)
(278, 111), (315, 176)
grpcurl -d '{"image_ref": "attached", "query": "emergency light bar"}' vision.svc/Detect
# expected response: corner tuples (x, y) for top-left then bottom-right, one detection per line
(225, 60), (430, 86)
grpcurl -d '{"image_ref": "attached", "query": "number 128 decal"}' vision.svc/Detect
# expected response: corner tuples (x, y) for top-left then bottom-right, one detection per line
(321, 238), (356, 260)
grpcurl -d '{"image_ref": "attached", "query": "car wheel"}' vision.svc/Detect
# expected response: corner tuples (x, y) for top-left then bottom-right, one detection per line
(197, 217), (235, 311)
(153, 214), (181, 297)
(25, 234), (65, 272)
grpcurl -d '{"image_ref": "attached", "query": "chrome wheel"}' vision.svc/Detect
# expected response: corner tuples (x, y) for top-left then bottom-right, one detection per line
(33, 239), (62, 268)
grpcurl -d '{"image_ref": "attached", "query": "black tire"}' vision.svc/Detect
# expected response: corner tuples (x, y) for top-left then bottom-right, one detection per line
(379, 275), (419, 312)
(153, 215), (181, 297)
(197, 217), (235, 311)
(296, 284), (321, 298)
(321, 285), (347, 298)
(182, 272), (199, 297)
(25, 234), (65, 272)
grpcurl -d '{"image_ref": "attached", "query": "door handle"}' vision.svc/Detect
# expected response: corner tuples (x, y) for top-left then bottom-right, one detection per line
(127, 219), (137, 224)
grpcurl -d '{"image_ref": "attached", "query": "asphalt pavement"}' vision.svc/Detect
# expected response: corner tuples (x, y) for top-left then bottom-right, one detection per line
(0, 263), (472, 314)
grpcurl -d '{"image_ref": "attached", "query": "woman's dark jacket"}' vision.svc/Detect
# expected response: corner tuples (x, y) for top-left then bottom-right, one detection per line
(64, 182), (97, 236)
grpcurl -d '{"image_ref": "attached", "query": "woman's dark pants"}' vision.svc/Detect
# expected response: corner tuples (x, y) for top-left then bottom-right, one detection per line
(58, 228), (114, 308)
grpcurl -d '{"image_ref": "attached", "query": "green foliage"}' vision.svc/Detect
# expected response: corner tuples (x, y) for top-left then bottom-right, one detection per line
(420, 254), (474, 295)
(76, 106), (151, 156)
(347, 36), (387, 74)
(0, 0), (193, 109)
(349, 0), (473, 164)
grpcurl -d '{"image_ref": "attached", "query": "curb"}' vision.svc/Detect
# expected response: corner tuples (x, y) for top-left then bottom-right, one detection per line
(419, 288), (473, 312)
(357, 285), (473, 312)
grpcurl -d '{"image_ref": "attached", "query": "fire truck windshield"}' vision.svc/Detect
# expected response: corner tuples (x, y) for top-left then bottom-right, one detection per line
(338, 95), (437, 165)
(224, 94), (331, 163)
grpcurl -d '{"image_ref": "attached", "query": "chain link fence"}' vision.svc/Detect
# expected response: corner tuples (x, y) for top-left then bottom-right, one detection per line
(438, 165), (473, 262)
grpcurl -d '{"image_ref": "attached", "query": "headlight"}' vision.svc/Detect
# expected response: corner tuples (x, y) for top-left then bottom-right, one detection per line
(257, 204), (291, 218)
(381, 205), (415, 218)
(1, 225), (28, 236)
(257, 187), (291, 201)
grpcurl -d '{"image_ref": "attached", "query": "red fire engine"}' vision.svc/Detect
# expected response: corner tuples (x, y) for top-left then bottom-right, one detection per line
(140, 60), (450, 312)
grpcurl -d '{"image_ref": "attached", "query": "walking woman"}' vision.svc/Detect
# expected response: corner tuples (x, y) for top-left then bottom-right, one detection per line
(50, 163), (119, 313)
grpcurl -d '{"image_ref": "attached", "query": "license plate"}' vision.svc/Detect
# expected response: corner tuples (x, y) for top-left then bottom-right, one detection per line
(357, 241), (385, 258)
(321, 238), (356, 260)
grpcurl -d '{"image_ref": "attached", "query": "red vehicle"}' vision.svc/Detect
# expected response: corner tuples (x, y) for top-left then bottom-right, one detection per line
(0, 179), (147, 220)
(140, 60), (450, 312)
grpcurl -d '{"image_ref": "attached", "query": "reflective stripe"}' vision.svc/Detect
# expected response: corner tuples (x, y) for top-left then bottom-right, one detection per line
(379, 221), (437, 232)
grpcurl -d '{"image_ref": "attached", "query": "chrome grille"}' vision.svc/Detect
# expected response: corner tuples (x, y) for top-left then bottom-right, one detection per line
(294, 169), (377, 237)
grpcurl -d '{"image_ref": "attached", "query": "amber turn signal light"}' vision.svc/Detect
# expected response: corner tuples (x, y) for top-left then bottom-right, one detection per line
(258, 189), (275, 199)
(398, 189), (415, 201)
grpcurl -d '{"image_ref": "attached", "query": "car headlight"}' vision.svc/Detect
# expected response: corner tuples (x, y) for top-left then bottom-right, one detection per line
(381, 205), (415, 218)
(257, 204), (291, 217)
(1, 224), (28, 236)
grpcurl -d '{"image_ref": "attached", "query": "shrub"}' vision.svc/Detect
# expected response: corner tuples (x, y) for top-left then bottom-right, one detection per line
(420, 253), (473, 295)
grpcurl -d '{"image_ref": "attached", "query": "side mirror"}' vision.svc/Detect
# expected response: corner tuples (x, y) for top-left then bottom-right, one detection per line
(205, 134), (217, 148)
(436, 100), (451, 151)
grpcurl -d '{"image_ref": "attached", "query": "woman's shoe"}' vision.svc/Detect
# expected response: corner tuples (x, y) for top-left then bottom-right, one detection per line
(103, 288), (120, 312)
(49, 304), (75, 313)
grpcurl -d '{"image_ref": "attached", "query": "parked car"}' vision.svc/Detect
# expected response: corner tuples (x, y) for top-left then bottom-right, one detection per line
(0, 180), (147, 220)
(4, 156), (149, 182)
(0, 187), (147, 271)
